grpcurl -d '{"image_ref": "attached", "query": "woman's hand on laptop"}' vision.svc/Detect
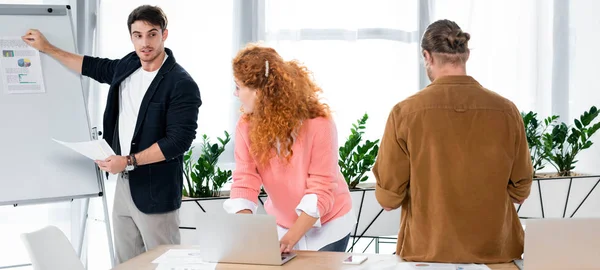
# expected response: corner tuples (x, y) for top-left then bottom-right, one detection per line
(236, 209), (252, 214)
(279, 212), (319, 253)
(280, 232), (299, 254)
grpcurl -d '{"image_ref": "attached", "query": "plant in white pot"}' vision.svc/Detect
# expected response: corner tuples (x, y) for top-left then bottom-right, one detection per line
(542, 106), (600, 177)
(338, 113), (379, 190)
(338, 113), (401, 248)
(521, 111), (559, 177)
(182, 131), (232, 198)
(519, 106), (600, 219)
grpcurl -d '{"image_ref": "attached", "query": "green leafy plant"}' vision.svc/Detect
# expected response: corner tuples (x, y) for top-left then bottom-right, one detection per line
(212, 168), (232, 195)
(183, 131), (232, 197)
(542, 106), (600, 176)
(339, 113), (380, 189)
(521, 111), (559, 177)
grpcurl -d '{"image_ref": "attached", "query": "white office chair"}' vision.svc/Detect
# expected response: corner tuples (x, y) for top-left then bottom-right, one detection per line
(20, 225), (85, 270)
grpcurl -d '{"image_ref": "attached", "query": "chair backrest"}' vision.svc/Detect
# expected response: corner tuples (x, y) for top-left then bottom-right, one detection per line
(20, 225), (85, 270)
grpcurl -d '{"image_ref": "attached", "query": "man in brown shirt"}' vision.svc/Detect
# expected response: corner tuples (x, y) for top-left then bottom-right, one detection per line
(373, 19), (533, 263)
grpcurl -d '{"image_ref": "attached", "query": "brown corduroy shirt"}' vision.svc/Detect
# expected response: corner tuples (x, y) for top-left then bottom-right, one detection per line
(373, 76), (533, 263)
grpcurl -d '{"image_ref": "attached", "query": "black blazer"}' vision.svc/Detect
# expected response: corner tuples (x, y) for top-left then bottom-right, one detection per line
(82, 48), (201, 214)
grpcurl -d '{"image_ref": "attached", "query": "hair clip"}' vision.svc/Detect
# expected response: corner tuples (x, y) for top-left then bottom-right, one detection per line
(265, 60), (269, 78)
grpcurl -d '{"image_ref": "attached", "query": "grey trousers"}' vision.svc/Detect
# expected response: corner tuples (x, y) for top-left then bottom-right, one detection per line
(113, 173), (180, 264)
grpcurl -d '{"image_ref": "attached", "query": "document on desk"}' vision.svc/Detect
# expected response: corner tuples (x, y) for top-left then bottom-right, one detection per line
(397, 262), (491, 270)
(53, 139), (115, 161)
(155, 264), (217, 270)
(152, 249), (216, 270)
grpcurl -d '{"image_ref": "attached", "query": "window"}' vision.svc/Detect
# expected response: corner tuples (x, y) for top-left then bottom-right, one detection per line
(568, 0), (600, 173)
(263, 0), (420, 151)
(431, 0), (553, 115)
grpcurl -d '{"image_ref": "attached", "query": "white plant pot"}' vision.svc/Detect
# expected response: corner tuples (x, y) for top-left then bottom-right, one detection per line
(517, 174), (600, 222)
(349, 187), (401, 239)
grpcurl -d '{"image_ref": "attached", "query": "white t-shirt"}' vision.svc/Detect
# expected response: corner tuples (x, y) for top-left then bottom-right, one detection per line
(118, 55), (168, 156)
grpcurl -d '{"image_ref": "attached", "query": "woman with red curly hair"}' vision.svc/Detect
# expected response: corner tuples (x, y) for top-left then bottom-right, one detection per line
(223, 44), (355, 253)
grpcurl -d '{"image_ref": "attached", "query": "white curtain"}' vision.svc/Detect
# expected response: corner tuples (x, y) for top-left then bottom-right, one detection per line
(431, 0), (554, 116)
(431, 0), (600, 176)
(568, 0), (600, 175)
(564, 0), (600, 217)
(262, 0), (558, 144)
(263, 0), (420, 157)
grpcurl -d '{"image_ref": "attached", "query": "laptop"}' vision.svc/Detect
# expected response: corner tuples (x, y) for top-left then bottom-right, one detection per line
(520, 218), (600, 269)
(194, 213), (297, 265)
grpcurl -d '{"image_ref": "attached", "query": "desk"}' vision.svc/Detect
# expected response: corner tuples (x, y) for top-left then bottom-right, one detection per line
(111, 245), (518, 270)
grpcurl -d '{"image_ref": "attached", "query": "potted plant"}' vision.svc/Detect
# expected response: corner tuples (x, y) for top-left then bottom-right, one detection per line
(338, 113), (379, 189)
(179, 131), (233, 241)
(521, 111), (559, 177)
(519, 106), (600, 219)
(337, 113), (400, 249)
(182, 131), (232, 198)
(542, 106), (600, 177)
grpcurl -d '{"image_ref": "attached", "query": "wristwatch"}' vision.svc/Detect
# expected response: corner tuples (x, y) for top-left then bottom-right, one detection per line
(125, 155), (136, 171)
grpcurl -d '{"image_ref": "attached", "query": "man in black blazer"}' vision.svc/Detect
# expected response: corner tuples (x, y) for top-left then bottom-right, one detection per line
(22, 5), (201, 263)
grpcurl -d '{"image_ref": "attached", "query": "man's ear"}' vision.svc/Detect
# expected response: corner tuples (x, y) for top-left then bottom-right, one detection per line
(423, 50), (433, 65)
(162, 28), (169, 41)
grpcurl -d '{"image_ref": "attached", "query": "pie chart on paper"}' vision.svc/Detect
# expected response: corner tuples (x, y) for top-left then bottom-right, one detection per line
(18, 58), (31, 67)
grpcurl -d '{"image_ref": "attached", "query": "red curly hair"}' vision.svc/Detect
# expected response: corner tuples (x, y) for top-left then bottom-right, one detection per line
(232, 44), (330, 166)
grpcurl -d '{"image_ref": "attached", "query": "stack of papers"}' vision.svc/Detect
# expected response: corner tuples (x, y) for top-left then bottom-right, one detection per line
(152, 249), (217, 270)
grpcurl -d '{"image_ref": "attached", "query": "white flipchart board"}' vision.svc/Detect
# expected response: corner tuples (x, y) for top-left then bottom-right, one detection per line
(0, 4), (102, 206)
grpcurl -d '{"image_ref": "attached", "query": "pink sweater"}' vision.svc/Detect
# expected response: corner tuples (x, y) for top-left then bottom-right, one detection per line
(229, 116), (353, 229)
